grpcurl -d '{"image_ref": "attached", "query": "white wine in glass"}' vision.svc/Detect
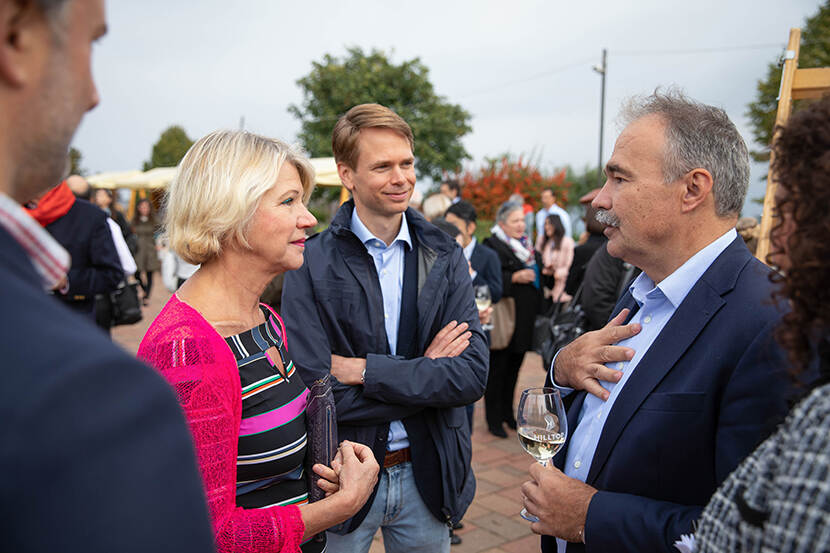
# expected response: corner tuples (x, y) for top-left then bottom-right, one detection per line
(517, 387), (568, 522)
(474, 285), (493, 330)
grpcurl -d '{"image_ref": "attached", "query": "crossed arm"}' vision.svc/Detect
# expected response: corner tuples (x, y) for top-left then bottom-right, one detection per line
(281, 248), (488, 425)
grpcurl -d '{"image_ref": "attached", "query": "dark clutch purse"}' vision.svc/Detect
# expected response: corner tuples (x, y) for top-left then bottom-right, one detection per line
(110, 280), (142, 326)
(305, 374), (338, 504)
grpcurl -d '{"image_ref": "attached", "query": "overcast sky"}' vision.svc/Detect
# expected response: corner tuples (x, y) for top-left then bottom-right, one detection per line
(74, 0), (821, 217)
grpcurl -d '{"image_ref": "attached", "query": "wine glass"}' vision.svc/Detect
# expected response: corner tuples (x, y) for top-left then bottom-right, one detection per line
(517, 387), (568, 522)
(474, 285), (493, 330)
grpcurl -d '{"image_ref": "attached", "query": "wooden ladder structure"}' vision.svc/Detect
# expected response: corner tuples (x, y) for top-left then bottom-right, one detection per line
(756, 28), (830, 261)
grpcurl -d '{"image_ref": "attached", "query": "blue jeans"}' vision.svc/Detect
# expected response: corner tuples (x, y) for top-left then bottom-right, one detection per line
(326, 462), (450, 553)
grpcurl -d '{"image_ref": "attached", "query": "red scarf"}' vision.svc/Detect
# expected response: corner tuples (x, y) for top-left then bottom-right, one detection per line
(24, 181), (76, 226)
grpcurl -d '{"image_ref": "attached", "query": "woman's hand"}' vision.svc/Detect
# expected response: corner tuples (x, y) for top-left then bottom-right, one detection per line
(512, 268), (536, 284)
(332, 441), (379, 513)
(298, 441), (379, 539)
(312, 463), (340, 497)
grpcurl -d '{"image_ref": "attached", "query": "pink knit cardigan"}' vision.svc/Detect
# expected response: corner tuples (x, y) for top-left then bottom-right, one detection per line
(138, 294), (305, 552)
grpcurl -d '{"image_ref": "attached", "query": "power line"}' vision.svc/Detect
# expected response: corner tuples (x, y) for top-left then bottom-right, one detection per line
(615, 43), (784, 56)
(457, 42), (784, 100)
(458, 57), (597, 99)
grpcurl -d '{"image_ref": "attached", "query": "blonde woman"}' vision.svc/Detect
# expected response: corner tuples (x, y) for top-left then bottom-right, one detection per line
(138, 131), (378, 552)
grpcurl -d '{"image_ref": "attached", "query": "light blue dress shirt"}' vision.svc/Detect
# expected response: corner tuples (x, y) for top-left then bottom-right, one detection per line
(350, 209), (412, 452)
(552, 228), (736, 553)
(463, 237), (477, 281)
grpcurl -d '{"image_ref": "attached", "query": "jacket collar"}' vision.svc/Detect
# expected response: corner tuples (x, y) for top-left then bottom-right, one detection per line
(329, 199), (455, 256)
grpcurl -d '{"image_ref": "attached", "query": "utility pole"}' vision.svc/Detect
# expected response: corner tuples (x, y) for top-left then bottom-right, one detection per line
(592, 49), (607, 186)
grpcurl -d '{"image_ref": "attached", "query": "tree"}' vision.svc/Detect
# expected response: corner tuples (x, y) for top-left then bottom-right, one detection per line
(564, 165), (603, 208)
(68, 147), (86, 176)
(143, 125), (194, 170)
(747, 2), (830, 161)
(459, 155), (571, 220)
(289, 47), (472, 181)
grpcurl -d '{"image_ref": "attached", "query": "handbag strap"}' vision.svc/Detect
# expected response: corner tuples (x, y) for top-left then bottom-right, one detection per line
(550, 280), (585, 319)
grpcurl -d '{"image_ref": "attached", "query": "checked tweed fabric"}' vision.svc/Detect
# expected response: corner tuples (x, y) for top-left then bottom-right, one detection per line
(695, 381), (830, 552)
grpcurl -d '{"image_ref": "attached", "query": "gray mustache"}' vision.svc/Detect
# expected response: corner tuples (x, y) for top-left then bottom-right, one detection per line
(595, 209), (621, 228)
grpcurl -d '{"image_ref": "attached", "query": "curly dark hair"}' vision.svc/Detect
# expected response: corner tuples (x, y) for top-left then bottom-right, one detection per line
(770, 95), (830, 380)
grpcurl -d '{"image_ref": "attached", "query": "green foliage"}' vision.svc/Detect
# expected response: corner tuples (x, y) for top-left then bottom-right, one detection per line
(68, 147), (86, 176)
(143, 125), (194, 170)
(748, 2), (830, 161)
(564, 165), (603, 208)
(289, 47), (473, 181)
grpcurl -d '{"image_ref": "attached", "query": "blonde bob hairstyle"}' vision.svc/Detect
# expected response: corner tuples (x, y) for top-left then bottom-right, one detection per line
(165, 130), (315, 265)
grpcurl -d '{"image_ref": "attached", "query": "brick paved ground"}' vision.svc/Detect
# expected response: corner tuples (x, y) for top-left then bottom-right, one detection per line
(114, 288), (548, 552)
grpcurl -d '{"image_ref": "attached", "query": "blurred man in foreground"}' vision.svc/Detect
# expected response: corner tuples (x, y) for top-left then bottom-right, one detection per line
(0, 1), (214, 551)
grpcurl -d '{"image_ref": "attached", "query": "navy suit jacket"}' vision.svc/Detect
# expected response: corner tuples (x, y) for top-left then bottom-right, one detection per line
(46, 199), (123, 314)
(542, 237), (790, 553)
(0, 226), (215, 552)
(470, 241), (503, 304)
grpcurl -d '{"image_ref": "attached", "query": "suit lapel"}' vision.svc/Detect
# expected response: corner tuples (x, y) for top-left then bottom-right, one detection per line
(585, 238), (749, 485)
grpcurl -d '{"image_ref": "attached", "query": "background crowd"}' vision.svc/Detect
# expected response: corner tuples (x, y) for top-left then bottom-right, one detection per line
(2, 1), (830, 553)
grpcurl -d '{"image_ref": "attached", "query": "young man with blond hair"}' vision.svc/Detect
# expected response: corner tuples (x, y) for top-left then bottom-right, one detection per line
(282, 103), (488, 553)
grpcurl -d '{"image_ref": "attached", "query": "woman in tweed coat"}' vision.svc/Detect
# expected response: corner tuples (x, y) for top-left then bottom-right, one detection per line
(694, 96), (830, 552)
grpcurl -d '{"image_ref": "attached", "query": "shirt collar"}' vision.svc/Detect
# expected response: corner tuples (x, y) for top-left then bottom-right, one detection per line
(0, 192), (70, 290)
(629, 228), (738, 308)
(351, 208), (412, 250)
(463, 236), (476, 261)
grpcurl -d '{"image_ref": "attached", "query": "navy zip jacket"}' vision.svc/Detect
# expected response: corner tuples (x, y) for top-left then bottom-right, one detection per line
(282, 201), (489, 530)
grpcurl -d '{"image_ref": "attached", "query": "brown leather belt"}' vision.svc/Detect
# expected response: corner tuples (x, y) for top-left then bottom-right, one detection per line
(383, 447), (411, 468)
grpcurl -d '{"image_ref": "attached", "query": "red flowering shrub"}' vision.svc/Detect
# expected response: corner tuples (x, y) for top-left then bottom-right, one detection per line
(459, 156), (571, 220)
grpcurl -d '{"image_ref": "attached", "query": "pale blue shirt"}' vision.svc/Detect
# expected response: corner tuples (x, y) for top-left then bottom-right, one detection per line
(553, 228), (736, 553)
(463, 237), (477, 281)
(350, 209), (412, 452)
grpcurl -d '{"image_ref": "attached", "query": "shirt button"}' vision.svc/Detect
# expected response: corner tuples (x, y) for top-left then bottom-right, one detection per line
(617, 362), (624, 370)
(381, 270), (387, 276)
(384, 313), (389, 319)
(643, 315), (652, 324)
(574, 460), (582, 469)
(596, 412), (602, 420)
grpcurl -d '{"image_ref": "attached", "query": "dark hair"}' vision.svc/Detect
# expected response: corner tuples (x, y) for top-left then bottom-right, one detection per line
(445, 200), (477, 224)
(133, 198), (157, 225)
(432, 217), (460, 240)
(442, 179), (461, 195)
(769, 95), (830, 382)
(540, 214), (565, 251)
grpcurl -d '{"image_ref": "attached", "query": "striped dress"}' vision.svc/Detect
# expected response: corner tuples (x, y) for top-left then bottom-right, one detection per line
(225, 305), (325, 553)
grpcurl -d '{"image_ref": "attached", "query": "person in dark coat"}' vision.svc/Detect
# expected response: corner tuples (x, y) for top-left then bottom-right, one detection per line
(565, 190), (608, 296)
(445, 200), (503, 308)
(578, 245), (639, 331)
(482, 200), (542, 438)
(0, 1), (215, 551)
(25, 180), (123, 320)
(282, 104), (488, 553)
